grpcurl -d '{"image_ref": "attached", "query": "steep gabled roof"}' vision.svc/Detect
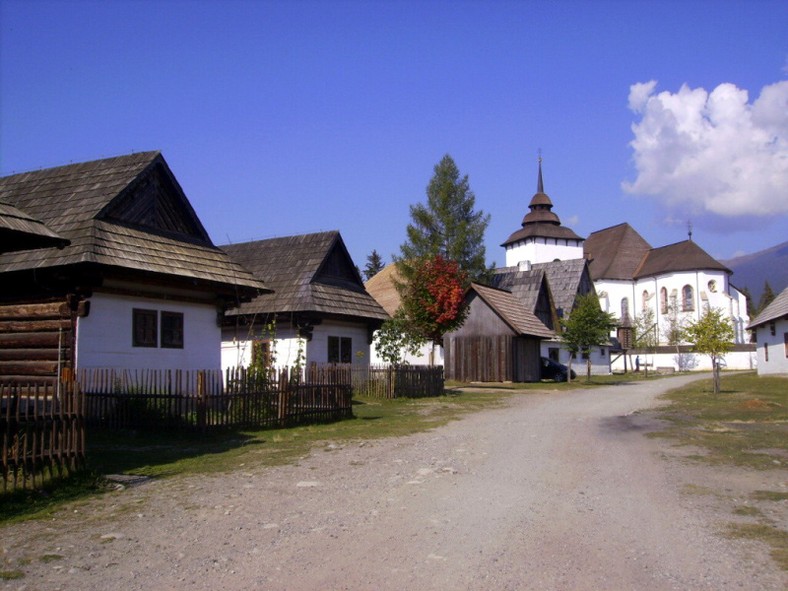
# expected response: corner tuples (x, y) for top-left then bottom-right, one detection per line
(491, 267), (548, 313)
(364, 263), (402, 316)
(747, 286), (788, 329)
(584, 223), (652, 281)
(634, 240), (731, 279)
(222, 231), (389, 322)
(0, 199), (69, 252)
(0, 152), (265, 292)
(532, 258), (593, 315)
(470, 283), (553, 338)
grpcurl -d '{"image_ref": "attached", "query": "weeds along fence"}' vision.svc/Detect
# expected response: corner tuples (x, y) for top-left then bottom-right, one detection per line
(347, 364), (444, 399)
(1, 381), (85, 493)
(78, 367), (352, 433)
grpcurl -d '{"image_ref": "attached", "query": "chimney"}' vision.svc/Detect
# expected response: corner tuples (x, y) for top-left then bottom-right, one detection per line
(518, 260), (532, 271)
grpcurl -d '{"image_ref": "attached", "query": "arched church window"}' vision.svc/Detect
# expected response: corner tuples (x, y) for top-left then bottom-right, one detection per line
(682, 285), (694, 311)
(621, 297), (629, 319)
(642, 290), (649, 312)
(660, 287), (668, 314)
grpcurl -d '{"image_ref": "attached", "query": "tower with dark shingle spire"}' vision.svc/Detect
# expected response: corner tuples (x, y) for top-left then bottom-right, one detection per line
(502, 156), (585, 268)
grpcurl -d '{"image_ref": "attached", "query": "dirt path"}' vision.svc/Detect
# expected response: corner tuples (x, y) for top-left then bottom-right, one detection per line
(3, 374), (786, 590)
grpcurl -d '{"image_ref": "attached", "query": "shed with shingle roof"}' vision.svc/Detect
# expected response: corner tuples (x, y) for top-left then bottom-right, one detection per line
(443, 281), (553, 382)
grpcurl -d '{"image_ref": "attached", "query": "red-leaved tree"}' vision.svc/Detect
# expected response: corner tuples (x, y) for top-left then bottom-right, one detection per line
(400, 255), (468, 346)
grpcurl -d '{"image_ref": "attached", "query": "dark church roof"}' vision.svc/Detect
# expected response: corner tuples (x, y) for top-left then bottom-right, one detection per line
(634, 240), (731, 279)
(502, 158), (583, 247)
(222, 231), (389, 323)
(584, 223), (652, 281)
(0, 152), (266, 294)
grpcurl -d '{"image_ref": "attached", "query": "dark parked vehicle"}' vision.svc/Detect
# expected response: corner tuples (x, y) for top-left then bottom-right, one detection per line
(540, 357), (576, 382)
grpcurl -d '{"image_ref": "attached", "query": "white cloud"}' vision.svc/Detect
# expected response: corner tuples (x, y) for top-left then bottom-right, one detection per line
(622, 80), (788, 221)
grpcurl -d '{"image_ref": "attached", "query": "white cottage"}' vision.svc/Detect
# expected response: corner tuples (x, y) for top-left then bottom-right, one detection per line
(0, 152), (267, 383)
(220, 231), (389, 371)
(748, 287), (788, 376)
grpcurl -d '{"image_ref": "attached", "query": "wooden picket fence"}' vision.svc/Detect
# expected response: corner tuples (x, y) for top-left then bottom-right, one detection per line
(79, 366), (353, 433)
(346, 364), (444, 399)
(1, 381), (85, 493)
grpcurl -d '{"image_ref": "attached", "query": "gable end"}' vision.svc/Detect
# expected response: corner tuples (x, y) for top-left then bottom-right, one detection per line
(97, 158), (212, 245)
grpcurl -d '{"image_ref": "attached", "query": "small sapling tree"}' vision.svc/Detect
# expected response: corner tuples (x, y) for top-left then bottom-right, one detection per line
(560, 293), (617, 383)
(684, 307), (734, 394)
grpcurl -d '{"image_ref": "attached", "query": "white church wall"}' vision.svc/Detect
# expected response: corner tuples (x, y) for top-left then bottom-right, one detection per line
(505, 237), (584, 267)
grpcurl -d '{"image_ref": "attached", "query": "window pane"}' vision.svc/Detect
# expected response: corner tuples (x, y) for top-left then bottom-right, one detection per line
(341, 337), (352, 363)
(328, 336), (339, 363)
(133, 309), (157, 347)
(161, 312), (184, 349)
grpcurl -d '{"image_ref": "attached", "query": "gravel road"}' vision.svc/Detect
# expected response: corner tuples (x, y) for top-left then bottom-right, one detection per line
(2, 373), (786, 590)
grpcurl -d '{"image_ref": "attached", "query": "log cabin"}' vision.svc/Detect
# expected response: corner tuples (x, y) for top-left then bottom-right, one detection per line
(0, 152), (267, 384)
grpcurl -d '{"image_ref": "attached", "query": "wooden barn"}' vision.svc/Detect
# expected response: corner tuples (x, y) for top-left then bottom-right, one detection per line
(0, 152), (267, 384)
(444, 283), (554, 382)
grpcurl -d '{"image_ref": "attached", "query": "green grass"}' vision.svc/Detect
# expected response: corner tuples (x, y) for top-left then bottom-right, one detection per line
(1, 389), (511, 522)
(651, 372), (787, 571)
(725, 522), (788, 570)
(0, 570), (24, 581)
(650, 372), (787, 470)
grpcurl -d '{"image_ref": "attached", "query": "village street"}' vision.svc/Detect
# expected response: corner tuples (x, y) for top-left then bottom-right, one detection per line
(2, 374), (786, 591)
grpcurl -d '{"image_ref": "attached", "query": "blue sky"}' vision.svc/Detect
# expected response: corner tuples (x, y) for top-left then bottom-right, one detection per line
(2, 0), (786, 272)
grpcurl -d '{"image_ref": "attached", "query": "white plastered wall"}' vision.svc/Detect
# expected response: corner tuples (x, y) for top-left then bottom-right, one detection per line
(222, 319), (373, 371)
(76, 292), (221, 371)
(754, 319), (788, 375)
(504, 238), (584, 267)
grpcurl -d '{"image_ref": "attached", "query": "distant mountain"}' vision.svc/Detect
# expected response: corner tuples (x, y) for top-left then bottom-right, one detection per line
(722, 241), (788, 305)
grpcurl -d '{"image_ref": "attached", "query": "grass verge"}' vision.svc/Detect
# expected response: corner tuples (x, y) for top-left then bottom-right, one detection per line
(651, 372), (787, 571)
(649, 372), (787, 470)
(1, 388), (512, 523)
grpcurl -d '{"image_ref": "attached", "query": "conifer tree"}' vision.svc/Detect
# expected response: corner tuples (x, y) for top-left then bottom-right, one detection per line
(363, 250), (384, 281)
(757, 281), (776, 315)
(396, 154), (492, 284)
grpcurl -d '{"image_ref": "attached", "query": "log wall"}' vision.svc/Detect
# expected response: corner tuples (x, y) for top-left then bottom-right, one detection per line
(0, 298), (79, 384)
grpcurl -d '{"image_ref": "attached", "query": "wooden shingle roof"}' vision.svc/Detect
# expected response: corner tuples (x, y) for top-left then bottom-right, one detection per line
(0, 152), (266, 293)
(532, 258), (592, 315)
(470, 283), (553, 338)
(491, 267), (548, 313)
(747, 286), (788, 329)
(0, 199), (69, 253)
(584, 223), (652, 281)
(222, 231), (389, 322)
(634, 240), (731, 279)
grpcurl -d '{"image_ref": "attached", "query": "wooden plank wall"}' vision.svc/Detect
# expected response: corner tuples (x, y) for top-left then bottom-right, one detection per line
(444, 335), (514, 382)
(0, 299), (76, 384)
